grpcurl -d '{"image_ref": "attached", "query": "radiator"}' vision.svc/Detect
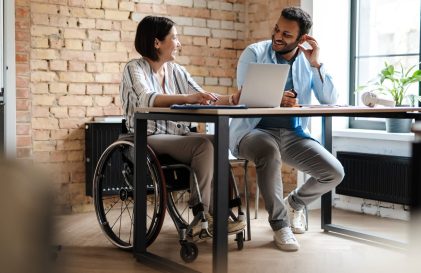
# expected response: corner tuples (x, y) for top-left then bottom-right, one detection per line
(336, 151), (411, 205)
(85, 122), (122, 196)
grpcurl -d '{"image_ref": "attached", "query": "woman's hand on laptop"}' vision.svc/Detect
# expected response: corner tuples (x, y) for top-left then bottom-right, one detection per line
(187, 92), (219, 105)
(281, 90), (299, 107)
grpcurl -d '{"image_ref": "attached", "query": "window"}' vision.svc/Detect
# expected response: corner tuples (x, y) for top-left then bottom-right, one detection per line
(350, 0), (421, 130)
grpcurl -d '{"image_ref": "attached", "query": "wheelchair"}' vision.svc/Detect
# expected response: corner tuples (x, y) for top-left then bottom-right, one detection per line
(92, 124), (246, 263)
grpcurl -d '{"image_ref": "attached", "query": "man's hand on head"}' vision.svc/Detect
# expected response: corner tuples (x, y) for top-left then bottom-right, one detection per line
(298, 34), (321, 68)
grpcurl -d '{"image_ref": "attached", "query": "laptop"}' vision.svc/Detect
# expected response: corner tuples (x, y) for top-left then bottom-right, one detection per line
(238, 63), (290, 107)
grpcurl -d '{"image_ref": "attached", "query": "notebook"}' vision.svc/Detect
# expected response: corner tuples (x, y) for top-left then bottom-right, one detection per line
(170, 104), (247, 110)
(238, 63), (290, 108)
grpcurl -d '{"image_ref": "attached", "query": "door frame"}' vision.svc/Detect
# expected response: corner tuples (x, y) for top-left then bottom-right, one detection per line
(3, 0), (16, 157)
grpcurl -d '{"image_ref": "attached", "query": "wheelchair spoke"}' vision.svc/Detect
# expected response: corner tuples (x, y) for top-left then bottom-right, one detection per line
(104, 197), (120, 216)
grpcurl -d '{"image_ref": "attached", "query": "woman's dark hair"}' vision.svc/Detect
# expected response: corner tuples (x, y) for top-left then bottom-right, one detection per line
(281, 7), (313, 38)
(135, 16), (176, 61)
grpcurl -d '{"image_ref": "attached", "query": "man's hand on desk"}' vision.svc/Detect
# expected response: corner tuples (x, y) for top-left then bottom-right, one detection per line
(281, 90), (299, 107)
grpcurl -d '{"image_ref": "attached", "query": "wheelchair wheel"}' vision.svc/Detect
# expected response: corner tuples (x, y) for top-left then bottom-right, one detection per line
(180, 242), (198, 263)
(93, 140), (166, 250)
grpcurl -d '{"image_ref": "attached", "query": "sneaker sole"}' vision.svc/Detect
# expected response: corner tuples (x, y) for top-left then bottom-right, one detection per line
(291, 227), (306, 234)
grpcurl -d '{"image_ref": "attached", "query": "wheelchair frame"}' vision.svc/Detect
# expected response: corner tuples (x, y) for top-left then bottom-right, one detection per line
(92, 133), (246, 263)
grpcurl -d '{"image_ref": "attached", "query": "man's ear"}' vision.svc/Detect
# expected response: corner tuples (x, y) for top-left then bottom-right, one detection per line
(298, 35), (306, 44)
(154, 38), (160, 49)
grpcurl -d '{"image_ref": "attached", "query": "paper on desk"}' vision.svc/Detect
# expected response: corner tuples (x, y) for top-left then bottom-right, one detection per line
(298, 104), (350, 108)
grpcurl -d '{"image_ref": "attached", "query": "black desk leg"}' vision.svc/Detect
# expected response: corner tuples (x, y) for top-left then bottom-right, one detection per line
(321, 116), (332, 228)
(134, 117), (148, 255)
(213, 116), (229, 273)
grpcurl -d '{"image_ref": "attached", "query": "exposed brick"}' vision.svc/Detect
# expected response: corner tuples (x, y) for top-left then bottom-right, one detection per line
(68, 61), (86, 71)
(50, 60), (68, 71)
(31, 49), (59, 60)
(32, 118), (59, 130)
(20, 0), (298, 214)
(69, 107), (86, 117)
(59, 118), (90, 129)
(31, 60), (49, 71)
(51, 129), (70, 140)
(32, 106), (50, 117)
(33, 95), (56, 106)
(49, 82), (68, 94)
(33, 130), (51, 141)
(58, 95), (93, 106)
(31, 71), (58, 82)
(58, 72), (94, 82)
(104, 10), (130, 21)
(95, 52), (127, 62)
(68, 83), (86, 94)
(102, 0), (118, 9)
(31, 3), (60, 15)
(60, 50), (95, 61)
(86, 107), (103, 117)
(63, 29), (86, 39)
(65, 39), (83, 50)
(50, 107), (69, 118)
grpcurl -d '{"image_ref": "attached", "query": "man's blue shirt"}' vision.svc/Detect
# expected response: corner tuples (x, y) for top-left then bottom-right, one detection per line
(230, 40), (338, 157)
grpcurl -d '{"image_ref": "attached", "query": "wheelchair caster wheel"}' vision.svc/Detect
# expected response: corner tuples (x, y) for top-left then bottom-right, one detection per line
(180, 242), (198, 263)
(235, 232), (244, 250)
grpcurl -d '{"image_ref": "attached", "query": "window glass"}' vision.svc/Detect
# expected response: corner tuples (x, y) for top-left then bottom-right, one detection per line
(351, 0), (420, 128)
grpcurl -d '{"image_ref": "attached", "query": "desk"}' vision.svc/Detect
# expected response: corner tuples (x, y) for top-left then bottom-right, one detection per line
(134, 106), (421, 273)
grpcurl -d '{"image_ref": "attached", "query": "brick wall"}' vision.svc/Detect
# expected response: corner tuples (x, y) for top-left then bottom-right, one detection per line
(15, 0), (299, 213)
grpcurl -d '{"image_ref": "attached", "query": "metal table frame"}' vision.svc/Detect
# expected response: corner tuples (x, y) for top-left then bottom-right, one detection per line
(134, 107), (421, 273)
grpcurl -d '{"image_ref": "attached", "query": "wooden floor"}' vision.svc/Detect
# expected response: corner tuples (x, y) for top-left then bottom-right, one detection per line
(53, 207), (421, 273)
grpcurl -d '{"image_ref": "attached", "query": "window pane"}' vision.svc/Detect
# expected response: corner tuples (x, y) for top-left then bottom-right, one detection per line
(355, 55), (420, 105)
(354, 0), (420, 107)
(357, 0), (420, 56)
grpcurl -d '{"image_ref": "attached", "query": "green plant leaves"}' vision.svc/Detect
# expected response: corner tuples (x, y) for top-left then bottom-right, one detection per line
(357, 62), (421, 106)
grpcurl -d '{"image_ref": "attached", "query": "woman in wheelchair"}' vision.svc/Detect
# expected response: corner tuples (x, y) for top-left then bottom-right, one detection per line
(93, 15), (245, 263)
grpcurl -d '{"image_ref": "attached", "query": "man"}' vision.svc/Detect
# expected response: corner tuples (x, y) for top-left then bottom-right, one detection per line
(229, 7), (344, 251)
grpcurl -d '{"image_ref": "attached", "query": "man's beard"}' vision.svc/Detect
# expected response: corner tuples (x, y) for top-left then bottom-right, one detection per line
(272, 36), (301, 55)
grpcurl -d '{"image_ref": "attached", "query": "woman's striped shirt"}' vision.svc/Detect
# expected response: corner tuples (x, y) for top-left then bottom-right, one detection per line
(120, 57), (203, 135)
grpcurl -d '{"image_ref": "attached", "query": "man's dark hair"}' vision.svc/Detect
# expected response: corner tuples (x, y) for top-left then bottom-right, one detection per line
(135, 16), (175, 61)
(281, 7), (313, 38)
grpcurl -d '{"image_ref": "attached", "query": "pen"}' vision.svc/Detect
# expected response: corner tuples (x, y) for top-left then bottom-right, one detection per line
(209, 93), (219, 102)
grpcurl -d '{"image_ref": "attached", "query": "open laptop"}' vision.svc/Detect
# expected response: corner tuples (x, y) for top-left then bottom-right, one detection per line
(238, 63), (290, 107)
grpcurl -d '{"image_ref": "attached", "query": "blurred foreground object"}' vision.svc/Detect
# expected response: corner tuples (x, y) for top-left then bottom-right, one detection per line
(0, 158), (53, 273)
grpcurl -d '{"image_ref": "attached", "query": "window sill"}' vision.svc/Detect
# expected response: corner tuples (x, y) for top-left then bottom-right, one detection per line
(333, 128), (415, 142)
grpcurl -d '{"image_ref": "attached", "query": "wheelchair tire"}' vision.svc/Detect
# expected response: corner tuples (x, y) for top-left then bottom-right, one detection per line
(180, 242), (198, 263)
(93, 140), (166, 250)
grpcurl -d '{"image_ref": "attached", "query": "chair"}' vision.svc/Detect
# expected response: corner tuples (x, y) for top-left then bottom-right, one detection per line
(231, 158), (309, 236)
(92, 122), (246, 263)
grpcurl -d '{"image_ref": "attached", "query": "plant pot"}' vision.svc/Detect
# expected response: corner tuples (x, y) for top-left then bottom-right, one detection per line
(385, 118), (413, 133)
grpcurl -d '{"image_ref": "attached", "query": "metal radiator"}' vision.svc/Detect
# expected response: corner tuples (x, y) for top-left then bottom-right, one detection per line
(336, 151), (411, 205)
(85, 122), (122, 196)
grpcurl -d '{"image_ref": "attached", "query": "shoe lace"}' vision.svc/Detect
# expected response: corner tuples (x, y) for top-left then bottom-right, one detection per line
(279, 228), (296, 242)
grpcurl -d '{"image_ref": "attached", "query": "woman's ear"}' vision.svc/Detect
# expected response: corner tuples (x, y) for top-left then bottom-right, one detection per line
(154, 38), (160, 49)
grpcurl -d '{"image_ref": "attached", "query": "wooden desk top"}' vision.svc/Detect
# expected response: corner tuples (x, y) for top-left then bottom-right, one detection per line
(135, 106), (421, 116)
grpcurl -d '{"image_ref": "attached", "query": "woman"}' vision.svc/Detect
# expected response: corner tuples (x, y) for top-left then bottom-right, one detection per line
(120, 16), (242, 232)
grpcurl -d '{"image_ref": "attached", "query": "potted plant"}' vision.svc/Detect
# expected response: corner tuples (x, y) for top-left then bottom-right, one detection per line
(358, 62), (421, 132)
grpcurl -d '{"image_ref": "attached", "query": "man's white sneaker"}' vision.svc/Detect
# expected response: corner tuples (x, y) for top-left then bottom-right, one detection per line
(273, 227), (300, 251)
(284, 197), (307, 234)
